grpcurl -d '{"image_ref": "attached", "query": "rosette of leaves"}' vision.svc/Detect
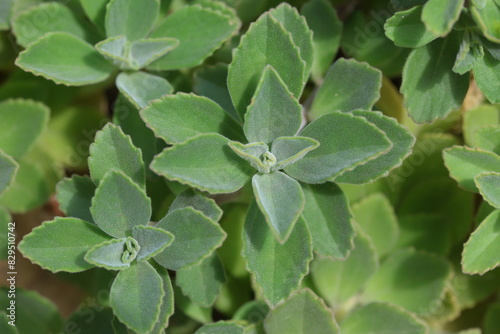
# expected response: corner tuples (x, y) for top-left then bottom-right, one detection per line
(384, 0), (500, 123)
(141, 3), (415, 306)
(18, 124), (227, 334)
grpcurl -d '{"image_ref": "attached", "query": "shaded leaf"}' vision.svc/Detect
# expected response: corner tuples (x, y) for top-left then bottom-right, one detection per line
(473, 50), (500, 104)
(422, 0), (465, 36)
(195, 321), (245, 334)
(150, 267), (175, 333)
(169, 188), (223, 222)
(80, 0), (108, 34)
(55, 175), (96, 224)
(385, 6), (438, 48)
(105, 0), (159, 41)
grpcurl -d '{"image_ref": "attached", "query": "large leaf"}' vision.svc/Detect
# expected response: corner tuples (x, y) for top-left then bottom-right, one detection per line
(242, 201), (313, 306)
(116, 71), (173, 109)
(422, 0), (464, 36)
(228, 12), (305, 119)
(475, 172), (500, 209)
(384, 6), (438, 48)
(18, 217), (110, 272)
(243, 65), (302, 144)
(16, 32), (115, 86)
(285, 112), (392, 183)
(90, 170), (151, 238)
(473, 51), (500, 104)
(105, 0), (159, 41)
(471, 0), (500, 43)
(310, 58), (382, 119)
(151, 133), (254, 194)
(150, 268), (175, 334)
(0, 151), (17, 196)
(55, 175), (96, 224)
(169, 188), (223, 222)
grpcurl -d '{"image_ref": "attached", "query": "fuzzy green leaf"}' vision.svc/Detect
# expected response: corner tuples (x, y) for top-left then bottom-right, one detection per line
(385, 6), (438, 48)
(55, 175), (96, 224)
(91, 170), (151, 238)
(116, 71), (173, 109)
(228, 141), (269, 173)
(110, 261), (164, 334)
(243, 66), (302, 144)
(18, 217), (110, 272)
(16, 32), (115, 86)
(154, 207), (226, 270)
(252, 171), (305, 243)
(473, 51), (500, 104)
(242, 201), (313, 306)
(309, 58), (382, 119)
(150, 268), (175, 334)
(422, 0), (464, 36)
(88, 123), (145, 187)
(228, 12), (305, 119)
(129, 37), (179, 69)
(0, 151), (17, 196)
(105, 0), (159, 41)
(132, 225), (174, 261)
(401, 31), (469, 123)
(474, 125), (500, 154)
(471, 0), (500, 43)
(95, 35), (130, 69)
(475, 172), (500, 208)
(453, 31), (485, 75)
(263, 289), (339, 334)
(80, 0), (107, 33)
(169, 188), (223, 222)
(285, 112), (392, 183)
(271, 136), (319, 170)
(195, 322), (245, 334)
(84, 237), (133, 270)
(151, 133), (254, 194)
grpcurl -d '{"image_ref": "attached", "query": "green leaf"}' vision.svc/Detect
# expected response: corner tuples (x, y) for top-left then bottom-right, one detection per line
(285, 112), (392, 184)
(334, 110), (415, 184)
(269, 3), (314, 80)
(169, 189), (223, 222)
(116, 71), (173, 109)
(484, 303), (500, 334)
(351, 193), (399, 257)
(462, 210), (500, 274)
(91, 170), (151, 238)
(151, 133), (254, 194)
(301, 0), (343, 83)
(0, 151), (17, 196)
(0, 0), (13, 31)
(242, 201), (313, 306)
(150, 267), (175, 333)
(301, 183), (354, 259)
(110, 261), (164, 334)
(80, 0), (108, 34)
(483, 37), (500, 59)
(385, 6), (438, 48)
(271, 136), (319, 170)
(105, 0), (159, 41)
(474, 125), (500, 154)
(233, 300), (270, 323)
(401, 31), (469, 123)
(471, 0), (500, 43)
(12, 2), (99, 48)
(16, 32), (115, 86)
(443, 146), (500, 192)
(141, 93), (241, 145)
(55, 175), (96, 224)
(228, 12), (305, 118)
(149, 3), (240, 70)
(473, 50), (500, 104)
(85, 237), (135, 270)
(228, 141), (269, 173)
(0, 312), (18, 334)
(311, 232), (378, 305)
(340, 302), (427, 334)
(309, 58), (382, 119)
(195, 322), (245, 334)
(18, 217), (110, 272)
(363, 249), (452, 316)
(88, 123), (145, 188)
(243, 66), (302, 144)
(95, 35), (131, 69)
(64, 307), (115, 334)
(422, 0), (465, 36)
(463, 105), (500, 147)
(0, 99), (49, 158)
(132, 225), (174, 261)
(176, 253), (226, 307)
(453, 31), (485, 75)
(475, 172), (500, 209)
(154, 207), (226, 270)
(129, 37), (179, 69)
(263, 289), (339, 334)
(252, 172), (305, 243)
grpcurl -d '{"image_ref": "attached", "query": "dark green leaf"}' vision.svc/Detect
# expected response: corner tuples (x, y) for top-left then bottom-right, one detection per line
(195, 322), (245, 334)
(56, 175), (96, 224)
(385, 6), (438, 48)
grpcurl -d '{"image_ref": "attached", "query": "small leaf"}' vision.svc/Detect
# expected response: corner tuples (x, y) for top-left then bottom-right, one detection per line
(0, 151), (17, 196)
(154, 207), (226, 270)
(195, 322), (245, 334)
(84, 237), (134, 270)
(88, 123), (145, 187)
(285, 112), (392, 183)
(105, 0), (159, 41)
(473, 50), (500, 104)
(228, 141), (269, 173)
(110, 261), (164, 334)
(243, 65), (302, 144)
(169, 188), (223, 222)
(422, 0), (465, 36)
(116, 71), (174, 109)
(309, 58), (382, 119)
(150, 267), (175, 333)
(228, 12), (305, 118)
(151, 133), (254, 194)
(55, 175), (96, 224)
(18, 217), (110, 272)
(443, 146), (500, 192)
(132, 225), (174, 261)
(242, 201), (313, 306)
(474, 125), (500, 154)
(176, 253), (226, 307)
(129, 37), (179, 69)
(263, 289), (339, 334)
(16, 32), (115, 86)
(141, 93), (241, 145)
(475, 172), (500, 209)
(252, 172), (305, 243)
(271, 136), (319, 170)
(95, 35), (130, 69)
(91, 170), (151, 238)
(453, 31), (485, 75)
(341, 302), (427, 334)
(471, 0), (500, 43)
(384, 6), (438, 48)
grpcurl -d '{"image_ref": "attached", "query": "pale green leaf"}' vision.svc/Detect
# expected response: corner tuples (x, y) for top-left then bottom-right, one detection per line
(252, 172), (305, 243)
(228, 12), (305, 118)
(95, 35), (130, 69)
(129, 37), (179, 69)
(195, 322), (245, 334)
(243, 65), (302, 144)
(422, 0), (465, 36)
(474, 125), (500, 155)
(151, 133), (253, 194)
(84, 237), (133, 270)
(91, 170), (151, 238)
(463, 105), (500, 147)
(462, 210), (500, 274)
(169, 188), (223, 222)
(88, 123), (145, 187)
(309, 58), (382, 119)
(18, 217), (110, 272)
(154, 207), (226, 270)
(105, 0), (159, 41)
(271, 136), (319, 170)
(116, 71), (173, 109)
(475, 172), (500, 209)
(473, 51), (500, 104)
(385, 6), (438, 48)
(0, 151), (17, 196)
(242, 201), (313, 306)
(55, 175), (95, 224)
(80, 0), (108, 34)
(110, 261), (164, 334)
(228, 141), (269, 173)
(16, 32), (115, 86)
(285, 112), (392, 183)
(132, 225), (174, 261)
(453, 31), (485, 75)
(471, 0), (500, 43)
(150, 267), (175, 334)
(263, 289), (339, 334)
